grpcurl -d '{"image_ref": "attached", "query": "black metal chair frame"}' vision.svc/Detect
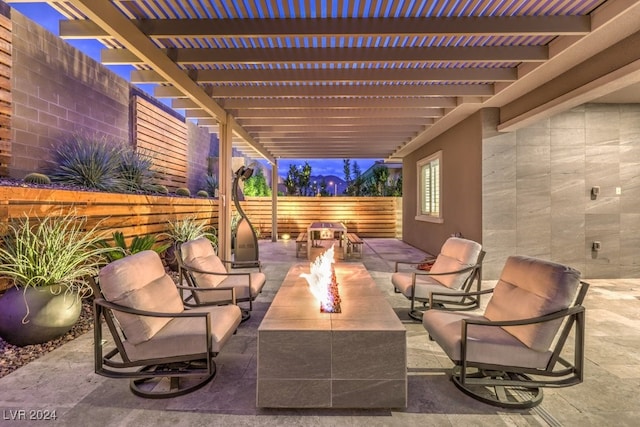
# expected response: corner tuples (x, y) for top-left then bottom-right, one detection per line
(177, 242), (262, 322)
(91, 277), (236, 398)
(395, 251), (486, 321)
(447, 280), (590, 409)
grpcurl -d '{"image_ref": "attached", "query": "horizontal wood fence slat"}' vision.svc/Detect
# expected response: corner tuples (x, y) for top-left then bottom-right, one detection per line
(0, 13), (10, 178)
(133, 96), (188, 190)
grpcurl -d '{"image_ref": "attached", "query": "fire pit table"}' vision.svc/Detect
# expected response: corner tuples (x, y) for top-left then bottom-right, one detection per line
(257, 263), (407, 408)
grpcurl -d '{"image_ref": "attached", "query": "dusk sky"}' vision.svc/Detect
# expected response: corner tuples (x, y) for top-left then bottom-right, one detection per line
(11, 3), (378, 179)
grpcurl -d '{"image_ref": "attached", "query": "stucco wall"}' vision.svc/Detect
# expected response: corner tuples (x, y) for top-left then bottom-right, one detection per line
(482, 103), (640, 279)
(10, 11), (129, 178)
(402, 111), (483, 257)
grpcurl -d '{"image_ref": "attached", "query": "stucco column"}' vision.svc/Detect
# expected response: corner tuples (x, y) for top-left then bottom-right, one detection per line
(218, 114), (233, 261)
(271, 158), (278, 242)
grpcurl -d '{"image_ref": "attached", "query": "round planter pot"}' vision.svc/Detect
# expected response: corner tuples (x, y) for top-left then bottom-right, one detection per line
(0, 286), (81, 347)
(164, 243), (179, 272)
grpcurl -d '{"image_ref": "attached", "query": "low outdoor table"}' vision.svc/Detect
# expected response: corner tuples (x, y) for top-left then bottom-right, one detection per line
(306, 222), (348, 260)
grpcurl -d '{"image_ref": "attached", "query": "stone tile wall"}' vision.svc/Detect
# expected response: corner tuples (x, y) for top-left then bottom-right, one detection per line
(483, 104), (640, 279)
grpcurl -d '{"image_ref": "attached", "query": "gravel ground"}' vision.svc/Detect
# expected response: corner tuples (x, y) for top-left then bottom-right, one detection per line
(0, 299), (94, 379)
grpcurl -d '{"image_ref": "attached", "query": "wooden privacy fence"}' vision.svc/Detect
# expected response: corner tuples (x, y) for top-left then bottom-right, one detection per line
(0, 188), (402, 290)
(1, 188), (401, 241)
(239, 196), (402, 238)
(0, 187), (219, 243)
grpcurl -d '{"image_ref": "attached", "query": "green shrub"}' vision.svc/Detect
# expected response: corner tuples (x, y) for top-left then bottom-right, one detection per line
(96, 231), (170, 263)
(155, 185), (169, 195)
(50, 133), (125, 192)
(196, 190), (209, 198)
(175, 187), (191, 197)
(164, 215), (216, 245)
(23, 172), (51, 185)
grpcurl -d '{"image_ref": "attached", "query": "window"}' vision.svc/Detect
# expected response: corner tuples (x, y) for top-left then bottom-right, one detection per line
(416, 151), (443, 223)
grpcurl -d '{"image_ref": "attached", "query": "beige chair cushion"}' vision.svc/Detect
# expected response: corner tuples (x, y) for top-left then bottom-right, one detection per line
(484, 255), (581, 352)
(181, 238), (227, 288)
(98, 250), (184, 345)
(123, 304), (242, 361)
(423, 310), (553, 369)
(220, 272), (266, 300)
(391, 272), (467, 302)
(429, 237), (482, 289)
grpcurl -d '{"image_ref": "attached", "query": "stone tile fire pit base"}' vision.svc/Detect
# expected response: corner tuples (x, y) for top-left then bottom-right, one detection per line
(257, 264), (407, 408)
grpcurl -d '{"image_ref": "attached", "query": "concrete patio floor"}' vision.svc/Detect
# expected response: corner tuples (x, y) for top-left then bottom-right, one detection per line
(0, 238), (638, 426)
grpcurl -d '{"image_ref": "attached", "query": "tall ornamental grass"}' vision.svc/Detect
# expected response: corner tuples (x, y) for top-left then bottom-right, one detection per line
(0, 212), (110, 297)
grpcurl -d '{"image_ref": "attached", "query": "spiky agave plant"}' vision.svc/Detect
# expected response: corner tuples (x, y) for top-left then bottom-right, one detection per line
(118, 148), (160, 193)
(50, 133), (125, 192)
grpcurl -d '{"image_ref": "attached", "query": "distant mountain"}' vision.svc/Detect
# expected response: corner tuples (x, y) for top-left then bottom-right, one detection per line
(311, 175), (345, 194)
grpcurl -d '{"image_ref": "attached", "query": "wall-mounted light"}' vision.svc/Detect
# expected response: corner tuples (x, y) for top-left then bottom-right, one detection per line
(591, 186), (600, 198)
(592, 241), (601, 251)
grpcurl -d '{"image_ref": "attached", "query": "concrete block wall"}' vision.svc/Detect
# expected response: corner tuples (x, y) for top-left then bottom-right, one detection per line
(10, 10), (129, 178)
(7, 6), (219, 193)
(483, 103), (640, 279)
(187, 121), (214, 192)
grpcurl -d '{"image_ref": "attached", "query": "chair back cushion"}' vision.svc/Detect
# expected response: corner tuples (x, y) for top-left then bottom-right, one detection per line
(98, 250), (184, 345)
(180, 238), (227, 288)
(484, 255), (581, 352)
(429, 237), (482, 289)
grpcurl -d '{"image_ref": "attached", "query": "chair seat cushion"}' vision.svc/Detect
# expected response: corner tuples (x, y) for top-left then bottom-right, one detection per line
(123, 304), (242, 361)
(392, 272), (465, 302)
(221, 272), (266, 300)
(194, 272), (267, 304)
(423, 310), (553, 369)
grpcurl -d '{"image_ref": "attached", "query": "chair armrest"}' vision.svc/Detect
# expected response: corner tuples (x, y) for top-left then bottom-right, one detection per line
(462, 305), (585, 329)
(458, 306), (586, 367)
(175, 284), (237, 306)
(94, 298), (211, 319)
(180, 263), (255, 278)
(394, 257), (436, 272)
(429, 287), (494, 306)
(220, 258), (263, 272)
(413, 263), (479, 278)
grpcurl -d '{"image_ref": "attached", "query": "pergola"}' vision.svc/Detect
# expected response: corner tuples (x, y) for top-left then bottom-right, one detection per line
(7, 0), (640, 258)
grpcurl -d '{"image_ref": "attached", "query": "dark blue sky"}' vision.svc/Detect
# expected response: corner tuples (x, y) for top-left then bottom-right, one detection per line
(11, 3), (378, 179)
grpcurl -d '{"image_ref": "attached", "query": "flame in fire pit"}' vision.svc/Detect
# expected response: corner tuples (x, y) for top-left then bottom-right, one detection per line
(300, 245), (341, 313)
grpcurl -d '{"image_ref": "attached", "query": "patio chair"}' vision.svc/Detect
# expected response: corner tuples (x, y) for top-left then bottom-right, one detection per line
(177, 237), (266, 321)
(423, 255), (589, 409)
(391, 237), (484, 321)
(92, 250), (242, 398)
